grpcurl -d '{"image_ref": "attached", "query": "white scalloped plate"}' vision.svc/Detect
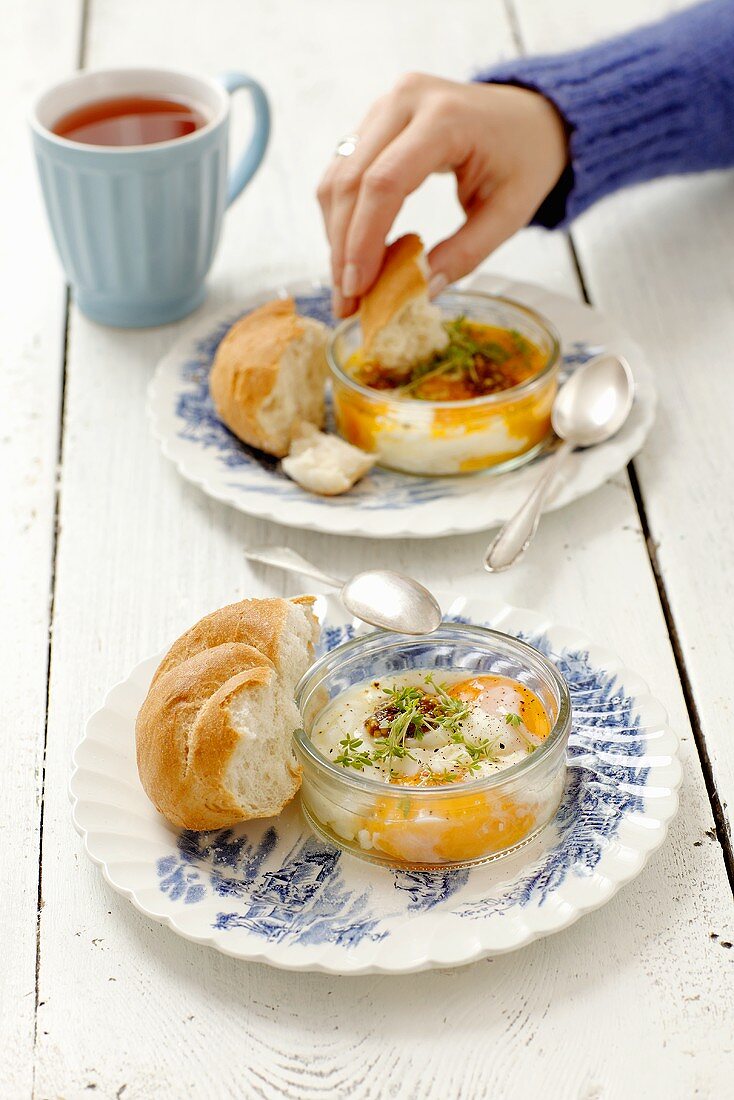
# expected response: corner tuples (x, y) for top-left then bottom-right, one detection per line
(148, 276), (656, 538)
(70, 594), (680, 974)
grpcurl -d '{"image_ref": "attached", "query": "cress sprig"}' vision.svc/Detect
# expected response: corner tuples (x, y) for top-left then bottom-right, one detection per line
(397, 316), (511, 395)
(332, 676), (528, 777)
(334, 733), (373, 771)
(347, 675), (491, 773)
(504, 710), (539, 753)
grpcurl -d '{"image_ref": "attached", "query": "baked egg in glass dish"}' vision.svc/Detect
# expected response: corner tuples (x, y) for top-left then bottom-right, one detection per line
(294, 625), (571, 869)
(327, 290), (561, 477)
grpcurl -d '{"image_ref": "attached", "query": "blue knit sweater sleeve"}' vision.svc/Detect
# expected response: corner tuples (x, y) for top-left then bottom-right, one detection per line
(475, 0), (734, 227)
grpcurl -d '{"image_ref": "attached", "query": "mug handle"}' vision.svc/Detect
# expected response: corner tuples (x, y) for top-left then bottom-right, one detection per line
(217, 71), (271, 206)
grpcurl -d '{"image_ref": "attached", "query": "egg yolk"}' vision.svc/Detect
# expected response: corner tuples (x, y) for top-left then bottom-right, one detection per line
(333, 377), (555, 473)
(448, 674), (551, 739)
(333, 324), (557, 475)
(357, 674), (551, 864)
(367, 790), (536, 864)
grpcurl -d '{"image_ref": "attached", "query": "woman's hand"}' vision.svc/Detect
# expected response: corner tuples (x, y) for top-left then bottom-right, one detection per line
(317, 73), (568, 317)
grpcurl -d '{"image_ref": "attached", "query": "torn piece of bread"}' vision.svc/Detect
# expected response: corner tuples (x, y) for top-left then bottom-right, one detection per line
(152, 595), (319, 696)
(209, 298), (328, 457)
(359, 234), (448, 372)
(136, 596), (319, 830)
(282, 422), (375, 496)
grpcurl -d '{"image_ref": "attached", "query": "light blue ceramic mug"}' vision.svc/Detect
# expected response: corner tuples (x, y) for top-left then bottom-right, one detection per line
(31, 67), (270, 327)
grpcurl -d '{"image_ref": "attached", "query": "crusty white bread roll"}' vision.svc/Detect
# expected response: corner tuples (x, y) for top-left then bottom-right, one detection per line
(209, 298), (328, 457)
(136, 596), (319, 830)
(359, 233), (448, 371)
(282, 422), (375, 496)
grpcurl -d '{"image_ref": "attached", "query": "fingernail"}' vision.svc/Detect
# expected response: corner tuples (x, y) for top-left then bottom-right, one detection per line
(428, 272), (448, 298)
(332, 289), (344, 317)
(342, 263), (360, 299)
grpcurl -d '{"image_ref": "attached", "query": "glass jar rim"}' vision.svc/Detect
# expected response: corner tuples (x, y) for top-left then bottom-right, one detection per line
(294, 623), (572, 796)
(326, 289), (562, 409)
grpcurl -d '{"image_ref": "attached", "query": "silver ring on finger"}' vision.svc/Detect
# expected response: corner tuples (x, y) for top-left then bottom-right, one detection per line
(334, 133), (360, 158)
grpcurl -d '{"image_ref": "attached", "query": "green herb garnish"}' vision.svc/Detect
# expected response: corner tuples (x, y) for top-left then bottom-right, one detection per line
(503, 710), (541, 753)
(334, 734), (373, 771)
(334, 675), (522, 779)
(396, 316), (513, 397)
(466, 736), (501, 765)
(371, 704), (420, 767)
(423, 673), (470, 732)
(359, 675), (472, 769)
(510, 328), (532, 356)
(381, 684), (424, 709)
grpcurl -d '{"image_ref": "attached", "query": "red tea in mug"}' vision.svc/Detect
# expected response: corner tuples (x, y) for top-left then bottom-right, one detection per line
(52, 95), (207, 146)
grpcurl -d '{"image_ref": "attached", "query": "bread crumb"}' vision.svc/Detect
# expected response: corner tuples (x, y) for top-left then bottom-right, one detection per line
(282, 422), (375, 496)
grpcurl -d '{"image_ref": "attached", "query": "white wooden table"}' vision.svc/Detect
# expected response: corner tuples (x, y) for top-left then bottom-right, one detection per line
(6, 0), (734, 1095)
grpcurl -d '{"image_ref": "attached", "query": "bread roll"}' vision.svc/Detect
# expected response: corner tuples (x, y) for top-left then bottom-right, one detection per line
(359, 234), (448, 371)
(136, 596), (319, 830)
(209, 298), (328, 457)
(282, 422), (375, 496)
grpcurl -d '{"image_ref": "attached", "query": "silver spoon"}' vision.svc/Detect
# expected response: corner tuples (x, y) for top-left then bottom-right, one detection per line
(244, 545), (442, 635)
(484, 353), (634, 573)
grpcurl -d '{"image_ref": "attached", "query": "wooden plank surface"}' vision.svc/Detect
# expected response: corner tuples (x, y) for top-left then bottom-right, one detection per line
(511, 0), (734, 860)
(0, 2), (82, 1094)
(32, 1), (734, 1097)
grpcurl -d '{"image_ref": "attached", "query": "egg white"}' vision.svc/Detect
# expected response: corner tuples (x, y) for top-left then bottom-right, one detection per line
(311, 669), (532, 783)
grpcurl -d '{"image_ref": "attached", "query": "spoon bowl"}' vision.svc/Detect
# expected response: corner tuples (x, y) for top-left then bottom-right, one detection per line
(552, 353), (634, 447)
(341, 570), (442, 634)
(243, 546), (442, 634)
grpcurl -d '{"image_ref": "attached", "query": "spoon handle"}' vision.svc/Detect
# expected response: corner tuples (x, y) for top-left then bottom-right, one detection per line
(483, 441), (574, 572)
(244, 545), (344, 589)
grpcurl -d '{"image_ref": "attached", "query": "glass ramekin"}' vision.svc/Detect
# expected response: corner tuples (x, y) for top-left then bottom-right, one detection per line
(293, 625), (571, 870)
(327, 290), (561, 476)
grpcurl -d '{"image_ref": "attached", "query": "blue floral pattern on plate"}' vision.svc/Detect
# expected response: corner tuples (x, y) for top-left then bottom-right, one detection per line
(170, 288), (604, 512)
(158, 828), (384, 947)
(71, 590), (678, 969)
(154, 616), (650, 947)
